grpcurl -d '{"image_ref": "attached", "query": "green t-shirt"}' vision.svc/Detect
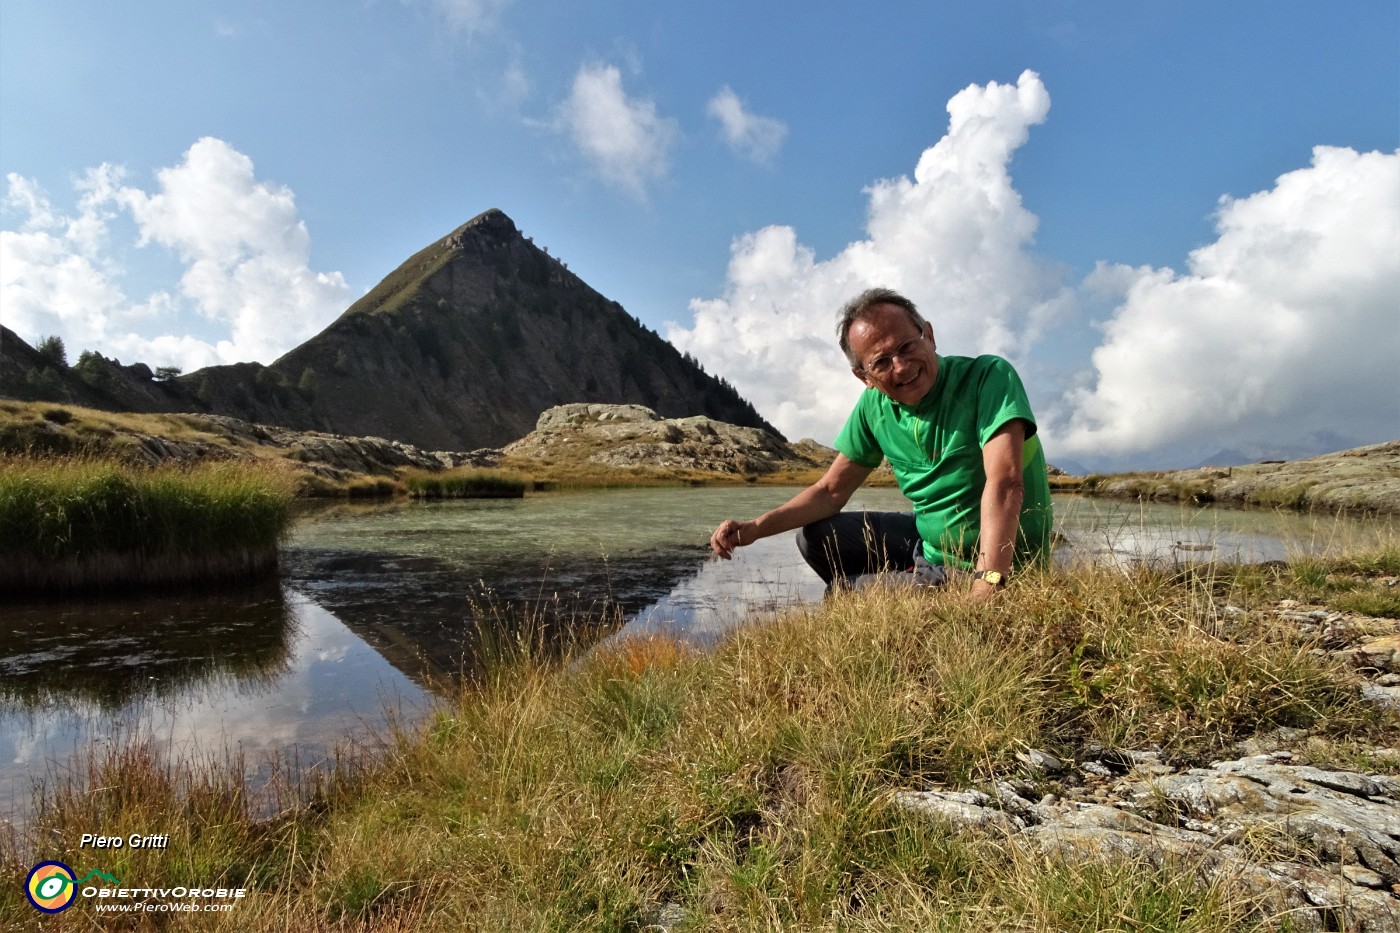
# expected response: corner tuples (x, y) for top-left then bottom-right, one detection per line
(833, 354), (1053, 569)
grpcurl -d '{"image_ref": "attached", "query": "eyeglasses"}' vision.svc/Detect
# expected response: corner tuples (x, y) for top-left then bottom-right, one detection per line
(861, 335), (925, 377)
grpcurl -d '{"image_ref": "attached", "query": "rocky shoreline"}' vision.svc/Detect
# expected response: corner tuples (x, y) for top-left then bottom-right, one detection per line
(1, 401), (829, 489)
(638, 592), (1400, 933)
(1, 404), (501, 486)
(4, 400), (1398, 515)
(895, 750), (1398, 932)
(894, 593), (1400, 932)
(1078, 441), (1400, 516)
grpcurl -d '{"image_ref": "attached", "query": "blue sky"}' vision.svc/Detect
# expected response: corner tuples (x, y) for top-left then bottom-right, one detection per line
(2, 0), (1397, 468)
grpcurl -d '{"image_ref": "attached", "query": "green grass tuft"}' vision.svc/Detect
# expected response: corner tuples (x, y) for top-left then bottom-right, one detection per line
(0, 454), (296, 590)
(400, 467), (526, 499)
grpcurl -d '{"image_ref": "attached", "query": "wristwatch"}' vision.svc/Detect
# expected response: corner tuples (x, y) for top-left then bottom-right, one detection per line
(973, 570), (1007, 588)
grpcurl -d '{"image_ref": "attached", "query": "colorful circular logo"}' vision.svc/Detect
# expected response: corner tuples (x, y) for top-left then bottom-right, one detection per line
(25, 861), (77, 913)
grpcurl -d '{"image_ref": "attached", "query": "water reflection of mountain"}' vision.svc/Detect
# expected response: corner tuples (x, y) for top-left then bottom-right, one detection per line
(0, 580), (296, 712)
(279, 544), (710, 685)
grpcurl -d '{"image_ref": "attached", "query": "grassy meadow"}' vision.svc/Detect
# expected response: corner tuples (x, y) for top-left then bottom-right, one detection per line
(3, 546), (1396, 930)
(0, 401), (241, 460)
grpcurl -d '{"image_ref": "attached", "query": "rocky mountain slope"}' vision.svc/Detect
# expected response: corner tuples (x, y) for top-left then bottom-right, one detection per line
(1, 209), (775, 450)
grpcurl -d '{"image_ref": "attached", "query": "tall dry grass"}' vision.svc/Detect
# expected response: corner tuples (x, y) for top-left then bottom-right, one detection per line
(0, 454), (297, 591)
(400, 467), (526, 499)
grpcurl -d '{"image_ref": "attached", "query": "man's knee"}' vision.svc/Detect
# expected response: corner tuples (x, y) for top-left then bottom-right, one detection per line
(795, 519), (845, 586)
(794, 520), (827, 561)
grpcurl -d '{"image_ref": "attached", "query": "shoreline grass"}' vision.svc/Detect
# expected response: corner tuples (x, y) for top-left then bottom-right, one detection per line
(0, 454), (297, 592)
(400, 467), (527, 499)
(3, 546), (1395, 928)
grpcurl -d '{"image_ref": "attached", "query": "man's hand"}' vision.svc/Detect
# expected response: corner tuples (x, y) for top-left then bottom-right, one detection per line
(710, 519), (754, 559)
(707, 455), (872, 561)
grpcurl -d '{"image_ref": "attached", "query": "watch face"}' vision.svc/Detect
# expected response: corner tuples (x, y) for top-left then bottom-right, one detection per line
(977, 571), (1005, 586)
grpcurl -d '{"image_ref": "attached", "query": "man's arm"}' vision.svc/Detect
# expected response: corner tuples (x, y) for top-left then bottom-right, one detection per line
(710, 454), (874, 559)
(972, 419), (1026, 599)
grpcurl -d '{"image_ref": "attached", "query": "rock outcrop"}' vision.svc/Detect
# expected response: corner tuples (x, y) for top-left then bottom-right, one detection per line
(893, 754), (1399, 931)
(1083, 440), (1400, 515)
(889, 594), (1400, 931)
(1, 401), (824, 486)
(503, 404), (829, 475)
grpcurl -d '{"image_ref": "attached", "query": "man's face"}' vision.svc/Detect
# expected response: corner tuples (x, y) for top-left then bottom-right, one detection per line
(847, 303), (938, 406)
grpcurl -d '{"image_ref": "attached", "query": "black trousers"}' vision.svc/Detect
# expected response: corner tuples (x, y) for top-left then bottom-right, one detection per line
(796, 510), (946, 592)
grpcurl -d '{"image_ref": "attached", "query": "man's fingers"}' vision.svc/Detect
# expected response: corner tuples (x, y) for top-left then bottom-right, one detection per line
(710, 520), (739, 559)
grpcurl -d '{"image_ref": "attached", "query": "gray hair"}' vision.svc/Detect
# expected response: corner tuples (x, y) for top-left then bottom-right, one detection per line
(837, 288), (926, 368)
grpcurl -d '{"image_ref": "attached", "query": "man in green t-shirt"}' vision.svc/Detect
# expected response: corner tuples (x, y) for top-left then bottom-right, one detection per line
(709, 287), (1053, 601)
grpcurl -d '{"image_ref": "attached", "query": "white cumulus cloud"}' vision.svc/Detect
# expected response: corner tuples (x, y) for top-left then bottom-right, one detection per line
(556, 63), (679, 200)
(2, 169), (129, 354)
(1, 138), (350, 372)
(1050, 145), (1400, 463)
(670, 70), (1069, 443)
(707, 86), (787, 163)
(673, 71), (1398, 467)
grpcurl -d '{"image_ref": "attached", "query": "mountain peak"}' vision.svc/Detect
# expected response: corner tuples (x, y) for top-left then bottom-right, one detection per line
(268, 211), (779, 448)
(449, 208), (518, 243)
(3, 213), (780, 451)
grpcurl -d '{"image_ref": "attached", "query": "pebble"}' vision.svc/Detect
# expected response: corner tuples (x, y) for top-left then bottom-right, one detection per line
(638, 903), (688, 932)
(1340, 865), (1385, 888)
(1016, 748), (1066, 774)
(1360, 683), (1400, 709)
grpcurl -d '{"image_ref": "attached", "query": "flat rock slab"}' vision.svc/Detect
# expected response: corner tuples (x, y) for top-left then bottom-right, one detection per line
(893, 754), (1400, 932)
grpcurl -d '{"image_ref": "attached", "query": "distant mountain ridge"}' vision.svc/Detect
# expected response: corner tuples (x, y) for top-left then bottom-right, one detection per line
(1, 209), (778, 450)
(1192, 438), (1361, 469)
